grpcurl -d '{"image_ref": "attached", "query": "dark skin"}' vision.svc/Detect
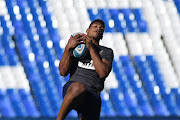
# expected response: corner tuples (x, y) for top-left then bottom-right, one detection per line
(57, 22), (112, 120)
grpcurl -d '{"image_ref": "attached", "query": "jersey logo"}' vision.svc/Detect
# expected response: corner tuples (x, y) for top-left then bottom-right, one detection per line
(99, 50), (103, 56)
(78, 60), (95, 70)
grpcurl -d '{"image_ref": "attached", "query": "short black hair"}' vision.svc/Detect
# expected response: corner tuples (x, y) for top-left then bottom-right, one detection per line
(89, 19), (105, 28)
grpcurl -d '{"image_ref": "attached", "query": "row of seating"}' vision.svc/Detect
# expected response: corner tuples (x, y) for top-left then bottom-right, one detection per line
(2, 0), (64, 117)
(87, 8), (148, 33)
(143, 0), (180, 88)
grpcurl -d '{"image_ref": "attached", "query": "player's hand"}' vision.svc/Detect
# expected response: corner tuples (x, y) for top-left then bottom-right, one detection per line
(66, 34), (85, 51)
(81, 34), (93, 50)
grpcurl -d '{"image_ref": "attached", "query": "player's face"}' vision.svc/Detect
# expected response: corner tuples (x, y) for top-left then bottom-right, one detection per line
(86, 22), (104, 40)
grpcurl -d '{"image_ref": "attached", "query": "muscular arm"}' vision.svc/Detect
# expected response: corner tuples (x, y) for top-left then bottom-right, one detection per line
(59, 34), (84, 76)
(59, 47), (72, 76)
(88, 45), (112, 79)
(81, 33), (112, 79)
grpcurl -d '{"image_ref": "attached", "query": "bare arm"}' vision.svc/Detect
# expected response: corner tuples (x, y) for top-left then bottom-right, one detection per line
(59, 47), (72, 76)
(59, 34), (84, 76)
(81, 34), (112, 79)
(89, 46), (112, 78)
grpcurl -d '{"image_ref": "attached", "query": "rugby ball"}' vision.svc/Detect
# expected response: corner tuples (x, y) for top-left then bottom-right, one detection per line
(72, 33), (87, 58)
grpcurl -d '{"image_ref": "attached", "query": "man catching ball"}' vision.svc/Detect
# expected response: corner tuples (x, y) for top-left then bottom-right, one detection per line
(57, 19), (114, 120)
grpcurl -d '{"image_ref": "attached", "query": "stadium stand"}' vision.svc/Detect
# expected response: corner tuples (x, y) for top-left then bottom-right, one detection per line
(0, 0), (180, 119)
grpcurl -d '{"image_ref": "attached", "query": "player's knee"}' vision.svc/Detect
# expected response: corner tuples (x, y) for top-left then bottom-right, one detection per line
(68, 82), (86, 98)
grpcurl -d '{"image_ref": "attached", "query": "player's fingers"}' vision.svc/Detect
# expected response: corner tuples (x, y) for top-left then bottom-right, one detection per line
(80, 34), (87, 39)
(75, 37), (83, 41)
(81, 34), (89, 39)
(81, 34), (90, 39)
(73, 34), (81, 39)
(80, 37), (86, 42)
(76, 41), (84, 45)
(83, 36), (91, 42)
(80, 41), (86, 44)
(81, 33), (86, 36)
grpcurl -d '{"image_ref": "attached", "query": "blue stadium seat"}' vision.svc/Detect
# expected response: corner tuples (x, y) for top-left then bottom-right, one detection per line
(98, 9), (110, 16)
(18, 89), (40, 117)
(154, 102), (170, 116)
(113, 61), (131, 92)
(0, 17), (11, 35)
(108, 9), (127, 33)
(0, 41), (9, 66)
(27, 0), (37, 8)
(135, 88), (148, 103)
(177, 93), (180, 111)
(0, 53), (8, 66)
(119, 55), (132, 66)
(38, 0), (50, 15)
(109, 9), (119, 16)
(97, 9), (116, 32)
(120, 9), (138, 32)
(39, 0), (59, 38)
(132, 55), (171, 116)
(120, 9), (131, 20)
(132, 9), (144, 21)
(171, 88), (179, 95)
(67, 110), (77, 118)
(32, 45), (44, 56)
(123, 90), (142, 116)
(163, 93), (180, 116)
(87, 9), (99, 21)
(115, 20), (127, 33)
(23, 61), (39, 76)
(109, 88), (131, 116)
(149, 93), (169, 116)
(1, 35), (19, 66)
(0, 89), (16, 117)
(6, 3), (17, 23)
(132, 9), (148, 32)
(101, 100), (116, 117)
(30, 8), (40, 22)
(146, 55), (167, 94)
(137, 20), (148, 32)
(174, 0), (180, 14)
(140, 103), (154, 116)
(6, 89), (28, 117)
(124, 65), (136, 77)
(134, 56), (155, 84)
(30, 81), (54, 117)
(101, 90), (116, 117)
(128, 76), (142, 92)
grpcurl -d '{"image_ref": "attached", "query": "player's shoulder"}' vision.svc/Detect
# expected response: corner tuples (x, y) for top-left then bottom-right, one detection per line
(98, 45), (113, 53)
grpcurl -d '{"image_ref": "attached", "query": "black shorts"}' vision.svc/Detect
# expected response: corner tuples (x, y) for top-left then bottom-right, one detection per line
(63, 81), (101, 120)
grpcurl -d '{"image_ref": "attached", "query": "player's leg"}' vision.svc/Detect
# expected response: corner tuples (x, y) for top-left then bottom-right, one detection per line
(78, 106), (101, 120)
(56, 82), (86, 120)
(77, 91), (101, 120)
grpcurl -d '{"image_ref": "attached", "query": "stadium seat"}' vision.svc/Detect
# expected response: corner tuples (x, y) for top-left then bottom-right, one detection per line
(101, 90), (116, 117)
(18, 89), (40, 117)
(6, 89), (28, 117)
(109, 88), (131, 117)
(163, 93), (180, 116)
(174, 0), (180, 14)
(0, 89), (16, 117)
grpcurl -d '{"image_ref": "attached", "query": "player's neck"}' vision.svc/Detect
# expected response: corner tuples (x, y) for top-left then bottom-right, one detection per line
(92, 39), (99, 46)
